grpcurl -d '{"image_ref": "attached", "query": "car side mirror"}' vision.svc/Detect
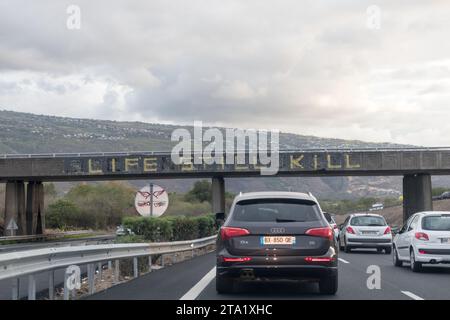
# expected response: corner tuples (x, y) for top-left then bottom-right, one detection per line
(215, 212), (225, 223)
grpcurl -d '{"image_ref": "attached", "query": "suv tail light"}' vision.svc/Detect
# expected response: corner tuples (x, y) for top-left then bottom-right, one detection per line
(346, 226), (355, 234)
(306, 227), (333, 241)
(384, 227), (391, 235)
(220, 227), (250, 240)
(415, 232), (429, 241)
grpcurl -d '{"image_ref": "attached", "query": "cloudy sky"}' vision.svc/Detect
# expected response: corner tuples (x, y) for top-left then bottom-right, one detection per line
(1, 0), (450, 146)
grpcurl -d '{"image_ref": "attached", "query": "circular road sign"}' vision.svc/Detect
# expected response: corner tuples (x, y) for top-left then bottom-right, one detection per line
(135, 184), (169, 217)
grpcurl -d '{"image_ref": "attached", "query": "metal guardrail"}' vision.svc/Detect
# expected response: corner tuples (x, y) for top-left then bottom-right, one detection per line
(0, 234), (48, 242)
(0, 231), (109, 243)
(2, 147), (450, 159)
(0, 235), (217, 300)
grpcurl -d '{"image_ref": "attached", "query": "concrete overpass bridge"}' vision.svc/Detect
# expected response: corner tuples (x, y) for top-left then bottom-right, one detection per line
(2, 147), (450, 235)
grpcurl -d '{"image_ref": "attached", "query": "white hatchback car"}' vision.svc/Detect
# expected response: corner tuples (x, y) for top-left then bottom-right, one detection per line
(323, 212), (339, 241)
(393, 211), (450, 272)
(339, 213), (392, 254)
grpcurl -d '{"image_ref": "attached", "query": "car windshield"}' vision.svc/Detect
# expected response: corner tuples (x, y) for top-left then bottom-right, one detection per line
(232, 198), (322, 222)
(422, 215), (450, 231)
(350, 216), (386, 226)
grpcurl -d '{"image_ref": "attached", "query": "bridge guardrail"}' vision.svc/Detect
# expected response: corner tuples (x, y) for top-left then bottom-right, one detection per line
(0, 235), (217, 300)
(2, 146), (450, 159)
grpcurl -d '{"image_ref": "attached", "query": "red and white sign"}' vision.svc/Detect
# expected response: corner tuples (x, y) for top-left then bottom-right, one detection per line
(134, 184), (169, 217)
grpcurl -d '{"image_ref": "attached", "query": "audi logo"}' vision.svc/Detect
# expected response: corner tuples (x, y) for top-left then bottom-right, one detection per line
(270, 227), (286, 234)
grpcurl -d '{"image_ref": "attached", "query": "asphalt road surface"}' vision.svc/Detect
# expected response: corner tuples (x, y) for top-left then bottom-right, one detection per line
(89, 249), (450, 300)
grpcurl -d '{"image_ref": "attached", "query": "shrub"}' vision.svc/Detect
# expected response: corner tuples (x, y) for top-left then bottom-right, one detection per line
(122, 216), (172, 242)
(46, 199), (85, 229)
(167, 216), (199, 241)
(123, 214), (217, 242)
(194, 215), (216, 238)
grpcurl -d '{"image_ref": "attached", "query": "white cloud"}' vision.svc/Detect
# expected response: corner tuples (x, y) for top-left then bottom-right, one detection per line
(0, 0), (450, 146)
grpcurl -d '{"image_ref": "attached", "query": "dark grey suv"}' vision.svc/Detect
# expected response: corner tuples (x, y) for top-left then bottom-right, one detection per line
(215, 192), (338, 295)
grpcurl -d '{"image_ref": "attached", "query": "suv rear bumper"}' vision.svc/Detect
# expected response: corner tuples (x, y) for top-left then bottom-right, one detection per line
(217, 264), (337, 281)
(217, 252), (337, 281)
(346, 238), (392, 249)
(414, 246), (450, 263)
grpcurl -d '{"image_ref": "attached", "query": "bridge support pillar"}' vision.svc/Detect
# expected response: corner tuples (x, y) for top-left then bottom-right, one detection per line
(403, 174), (433, 221)
(212, 176), (225, 215)
(4, 181), (26, 236)
(26, 181), (45, 235)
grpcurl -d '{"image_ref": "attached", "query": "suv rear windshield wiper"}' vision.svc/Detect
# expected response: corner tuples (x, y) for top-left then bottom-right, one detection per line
(275, 218), (304, 223)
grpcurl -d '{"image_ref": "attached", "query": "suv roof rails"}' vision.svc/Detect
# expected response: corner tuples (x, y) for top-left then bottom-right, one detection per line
(308, 192), (318, 201)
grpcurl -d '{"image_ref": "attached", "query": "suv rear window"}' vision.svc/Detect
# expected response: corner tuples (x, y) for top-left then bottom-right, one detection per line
(422, 215), (450, 231)
(350, 216), (386, 226)
(232, 198), (322, 222)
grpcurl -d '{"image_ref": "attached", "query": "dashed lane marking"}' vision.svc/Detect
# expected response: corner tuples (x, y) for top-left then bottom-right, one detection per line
(180, 267), (216, 300)
(401, 291), (424, 300)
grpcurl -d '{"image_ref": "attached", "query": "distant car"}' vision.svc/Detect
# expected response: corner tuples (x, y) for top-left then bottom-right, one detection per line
(338, 213), (392, 254)
(434, 191), (450, 200)
(441, 192), (450, 200)
(116, 225), (134, 236)
(323, 212), (339, 241)
(369, 203), (384, 211)
(393, 211), (450, 272)
(215, 192), (338, 295)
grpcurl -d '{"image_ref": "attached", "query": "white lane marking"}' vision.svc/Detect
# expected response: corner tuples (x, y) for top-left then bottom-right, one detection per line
(338, 258), (350, 264)
(180, 267), (216, 300)
(401, 291), (424, 300)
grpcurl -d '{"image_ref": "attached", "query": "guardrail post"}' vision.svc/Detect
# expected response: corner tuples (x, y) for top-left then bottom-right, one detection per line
(11, 278), (19, 300)
(161, 254), (164, 267)
(148, 255), (152, 272)
(48, 271), (54, 300)
(87, 263), (95, 294)
(28, 275), (36, 300)
(133, 257), (138, 278)
(97, 262), (102, 280)
(63, 272), (70, 300)
(114, 260), (120, 283)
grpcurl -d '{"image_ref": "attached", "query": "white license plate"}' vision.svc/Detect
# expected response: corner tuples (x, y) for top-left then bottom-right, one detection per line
(441, 238), (450, 244)
(261, 236), (296, 245)
(362, 231), (377, 235)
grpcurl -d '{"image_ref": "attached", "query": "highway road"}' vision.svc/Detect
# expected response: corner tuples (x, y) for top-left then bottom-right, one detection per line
(89, 249), (450, 300)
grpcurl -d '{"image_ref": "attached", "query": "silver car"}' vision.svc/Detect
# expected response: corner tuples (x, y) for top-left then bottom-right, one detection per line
(339, 213), (392, 254)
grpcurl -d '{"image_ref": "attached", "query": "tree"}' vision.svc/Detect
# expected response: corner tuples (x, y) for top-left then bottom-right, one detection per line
(184, 180), (212, 203)
(44, 182), (57, 197)
(46, 199), (81, 229)
(47, 182), (136, 230)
